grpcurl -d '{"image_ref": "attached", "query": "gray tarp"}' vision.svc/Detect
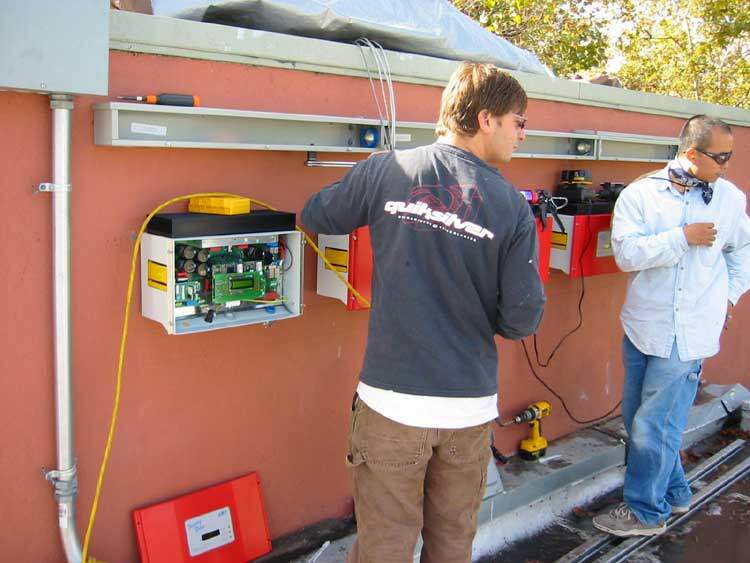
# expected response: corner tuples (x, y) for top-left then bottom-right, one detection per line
(151, 0), (552, 76)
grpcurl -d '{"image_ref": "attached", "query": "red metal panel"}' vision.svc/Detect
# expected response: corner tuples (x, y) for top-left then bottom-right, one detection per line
(568, 214), (619, 278)
(346, 227), (373, 311)
(133, 473), (271, 563)
(536, 216), (552, 283)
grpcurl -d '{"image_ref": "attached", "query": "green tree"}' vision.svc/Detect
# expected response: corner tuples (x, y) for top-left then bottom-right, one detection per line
(452, 0), (750, 109)
(615, 0), (750, 108)
(451, 0), (610, 76)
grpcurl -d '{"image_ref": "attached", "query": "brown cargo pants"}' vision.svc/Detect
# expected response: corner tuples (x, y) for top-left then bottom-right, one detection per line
(346, 397), (493, 563)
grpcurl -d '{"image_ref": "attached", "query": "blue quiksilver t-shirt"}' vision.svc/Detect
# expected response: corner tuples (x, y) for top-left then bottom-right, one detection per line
(302, 142), (545, 398)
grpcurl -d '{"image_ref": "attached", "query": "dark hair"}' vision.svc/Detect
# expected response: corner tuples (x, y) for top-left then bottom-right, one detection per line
(678, 115), (732, 153)
(436, 62), (528, 137)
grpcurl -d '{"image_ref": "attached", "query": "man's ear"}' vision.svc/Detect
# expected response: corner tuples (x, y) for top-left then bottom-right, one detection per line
(477, 109), (492, 133)
(684, 147), (699, 165)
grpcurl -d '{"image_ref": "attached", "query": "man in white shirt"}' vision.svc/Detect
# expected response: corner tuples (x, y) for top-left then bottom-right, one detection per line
(593, 115), (750, 537)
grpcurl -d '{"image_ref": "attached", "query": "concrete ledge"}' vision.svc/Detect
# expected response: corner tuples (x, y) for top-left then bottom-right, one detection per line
(110, 10), (750, 126)
(255, 517), (355, 563)
(288, 382), (749, 562)
(489, 428), (624, 519)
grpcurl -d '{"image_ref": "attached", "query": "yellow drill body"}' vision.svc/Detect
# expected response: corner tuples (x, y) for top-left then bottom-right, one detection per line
(516, 401), (552, 460)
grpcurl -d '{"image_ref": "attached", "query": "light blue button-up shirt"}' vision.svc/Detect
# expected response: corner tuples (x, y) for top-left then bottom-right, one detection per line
(612, 160), (750, 361)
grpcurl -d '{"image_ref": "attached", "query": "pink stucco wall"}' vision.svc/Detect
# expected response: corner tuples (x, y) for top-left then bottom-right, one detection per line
(1, 50), (748, 561)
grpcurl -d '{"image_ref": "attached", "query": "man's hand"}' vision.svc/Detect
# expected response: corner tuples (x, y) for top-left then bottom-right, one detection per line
(683, 222), (717, 246)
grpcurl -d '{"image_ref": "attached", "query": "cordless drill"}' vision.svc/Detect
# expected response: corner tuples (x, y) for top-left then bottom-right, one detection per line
(513, 401), (552, 460)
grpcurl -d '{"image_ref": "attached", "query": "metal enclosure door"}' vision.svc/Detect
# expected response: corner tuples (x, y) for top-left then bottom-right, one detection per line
(0, 0), (109, 95)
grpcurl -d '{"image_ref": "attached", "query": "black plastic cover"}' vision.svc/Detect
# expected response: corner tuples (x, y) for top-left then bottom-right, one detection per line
(147, 210), (296, 238)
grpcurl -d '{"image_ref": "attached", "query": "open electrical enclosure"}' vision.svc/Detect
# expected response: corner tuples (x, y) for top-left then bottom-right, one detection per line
(141, 213), (303, 334)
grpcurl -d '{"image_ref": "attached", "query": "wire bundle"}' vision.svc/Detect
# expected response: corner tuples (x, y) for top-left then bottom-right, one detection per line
(355, 37), (397, 150)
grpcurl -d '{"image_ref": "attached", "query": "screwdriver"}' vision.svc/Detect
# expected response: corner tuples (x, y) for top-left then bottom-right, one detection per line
(116, 93), (201, 107)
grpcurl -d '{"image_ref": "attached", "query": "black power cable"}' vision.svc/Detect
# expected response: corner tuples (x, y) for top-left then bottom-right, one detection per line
(522, 207), (621, 424)
(521, 339), (622, 425)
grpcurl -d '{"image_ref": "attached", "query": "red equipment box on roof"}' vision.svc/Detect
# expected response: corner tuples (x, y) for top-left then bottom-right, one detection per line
(133, 472), (271, 563)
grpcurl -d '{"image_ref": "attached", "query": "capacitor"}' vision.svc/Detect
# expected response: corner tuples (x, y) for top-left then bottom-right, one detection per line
(196, 263), (210, 277)
(255, 261), (263, 271)
(179, 245), (197, 259)
(196, 248), (210, 263)
(236, 262), (244, 273)
(246, 246), (263, 261)
(177, 259), (196, 274)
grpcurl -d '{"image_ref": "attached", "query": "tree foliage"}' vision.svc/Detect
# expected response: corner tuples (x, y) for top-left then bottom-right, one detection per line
(452, 0), (750, 109)
(615, 0), (750, 108)
(452, 0), (610, 76)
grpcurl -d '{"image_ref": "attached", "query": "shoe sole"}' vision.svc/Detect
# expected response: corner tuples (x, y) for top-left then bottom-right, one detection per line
(592, 520), (666, 537)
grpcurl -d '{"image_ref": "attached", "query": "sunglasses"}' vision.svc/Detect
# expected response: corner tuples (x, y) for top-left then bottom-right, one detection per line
(696, 148), (732, 165)
(511, 112), (528, 130)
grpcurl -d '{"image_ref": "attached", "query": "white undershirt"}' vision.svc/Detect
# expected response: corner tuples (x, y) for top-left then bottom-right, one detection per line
(357, 381), (498, 429)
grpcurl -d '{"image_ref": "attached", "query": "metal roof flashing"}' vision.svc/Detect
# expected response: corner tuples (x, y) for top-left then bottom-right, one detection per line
(110, 10), (750, 126)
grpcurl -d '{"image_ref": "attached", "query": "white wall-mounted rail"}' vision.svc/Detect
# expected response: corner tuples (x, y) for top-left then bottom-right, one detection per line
(93, 103), (678, 163)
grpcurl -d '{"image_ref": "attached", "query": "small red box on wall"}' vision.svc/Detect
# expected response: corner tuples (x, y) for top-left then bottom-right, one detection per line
(315, 227), (372, 311)
(316, 218), (552, 311)
(536, 216), (552, 284)
(133, 473), (271, 563)
(550, 213), (619, 278)
(346, 227), (373, 311)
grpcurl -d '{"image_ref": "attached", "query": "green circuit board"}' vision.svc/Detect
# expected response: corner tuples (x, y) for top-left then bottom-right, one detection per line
(173, 239), (283, 311)
(212, 271), (266, 304)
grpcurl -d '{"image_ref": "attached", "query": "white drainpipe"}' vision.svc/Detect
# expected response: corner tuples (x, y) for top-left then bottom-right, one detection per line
(41, 93), (83, 563)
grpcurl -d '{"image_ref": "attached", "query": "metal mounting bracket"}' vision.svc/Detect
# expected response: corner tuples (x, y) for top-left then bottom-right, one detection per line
(36, 182), (72, 194)
(43, 464), (79, 500)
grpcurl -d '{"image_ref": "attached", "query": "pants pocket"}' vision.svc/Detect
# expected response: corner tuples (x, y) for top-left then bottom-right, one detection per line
(359, 404), (428, 472)
(346, 396), (365, 467)
(445, 422), (493, 465)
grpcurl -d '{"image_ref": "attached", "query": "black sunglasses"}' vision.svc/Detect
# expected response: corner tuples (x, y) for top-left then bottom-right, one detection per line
(510, 112), (527, 130)
(696, 148), (732, 165)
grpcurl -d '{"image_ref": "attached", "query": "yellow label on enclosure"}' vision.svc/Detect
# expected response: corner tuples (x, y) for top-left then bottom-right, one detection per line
(147, 260), (168, 291)
(324, 247), (348, 273)
(551, 232), (569, 249)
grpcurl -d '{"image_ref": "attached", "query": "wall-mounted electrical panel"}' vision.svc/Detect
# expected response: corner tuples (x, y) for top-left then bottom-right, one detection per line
(0, 1), (108, 95)
(133, 472), (271, 563)
(141, 211), (303, 334)
(550, 212), (619, 278)
(316, 215), (552, 310)
(316, 227), (372, 311)
(548, 170), (622, 277)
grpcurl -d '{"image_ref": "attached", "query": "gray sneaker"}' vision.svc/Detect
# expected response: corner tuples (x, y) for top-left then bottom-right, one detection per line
(592, 503), (666, 537)
(671, 504), (689, 515)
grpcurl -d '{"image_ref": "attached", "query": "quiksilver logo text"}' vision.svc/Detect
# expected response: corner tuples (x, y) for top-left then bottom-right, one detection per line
(384, 200), (495, 240)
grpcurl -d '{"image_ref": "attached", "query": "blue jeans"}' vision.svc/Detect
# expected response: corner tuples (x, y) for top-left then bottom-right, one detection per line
(621, 335), (702, 524)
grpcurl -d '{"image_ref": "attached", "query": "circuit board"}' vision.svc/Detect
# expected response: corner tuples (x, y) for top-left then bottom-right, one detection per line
(173, 238), (284, 317)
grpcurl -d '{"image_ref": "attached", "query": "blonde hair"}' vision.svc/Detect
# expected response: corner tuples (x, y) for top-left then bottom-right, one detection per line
(436, 62), (528, 137)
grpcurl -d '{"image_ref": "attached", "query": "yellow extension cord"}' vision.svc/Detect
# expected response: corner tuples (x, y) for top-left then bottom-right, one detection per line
(81, 193), (370, 563)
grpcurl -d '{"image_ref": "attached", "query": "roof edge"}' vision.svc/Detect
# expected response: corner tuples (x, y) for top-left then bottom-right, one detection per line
(110, 10), (750, 126)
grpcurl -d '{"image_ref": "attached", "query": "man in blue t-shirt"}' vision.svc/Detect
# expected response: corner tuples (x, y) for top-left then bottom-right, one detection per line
(302, 62), (545, 562)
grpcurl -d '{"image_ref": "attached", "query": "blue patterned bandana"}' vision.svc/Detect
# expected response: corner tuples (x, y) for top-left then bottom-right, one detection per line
(669, 161), (713, 204)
